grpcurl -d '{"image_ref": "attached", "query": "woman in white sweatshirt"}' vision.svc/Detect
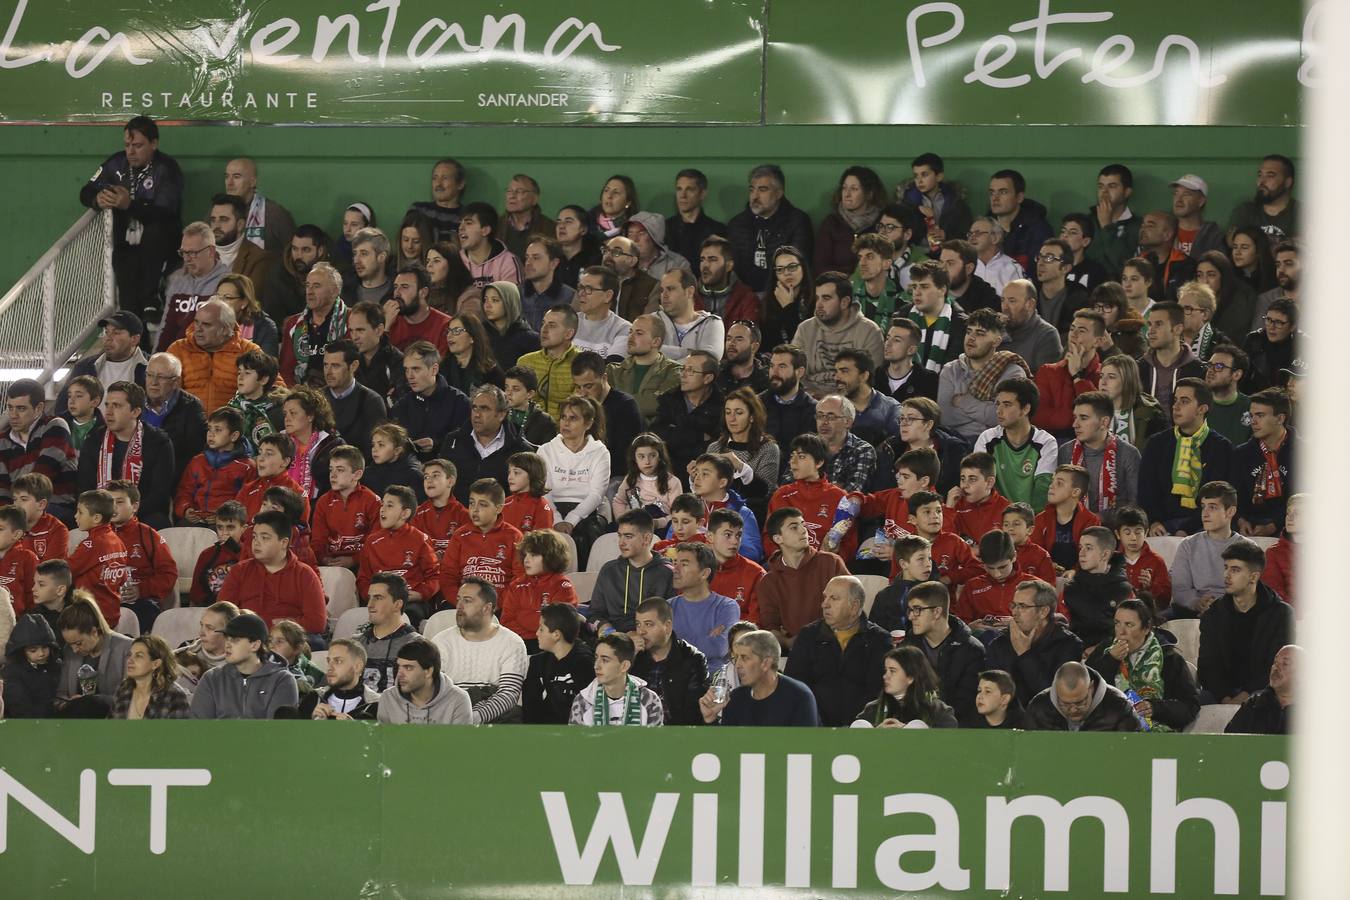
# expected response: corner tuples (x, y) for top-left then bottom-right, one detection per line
(538, 396), (611, 566)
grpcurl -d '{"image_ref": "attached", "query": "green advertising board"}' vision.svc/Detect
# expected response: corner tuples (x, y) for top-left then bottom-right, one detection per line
(0, 722), (1289, 897)
(0, 0), (1310, 126)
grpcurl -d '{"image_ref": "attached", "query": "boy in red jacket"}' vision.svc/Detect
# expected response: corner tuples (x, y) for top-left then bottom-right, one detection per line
(358, 485), (440, 604)
(907, 490), (978, 586)
(240, 487), (320, 573)
(956, 530), (1041, 627)
(312, 445), (381, 568)
(0, 506), (38, 615)
(239, 433), (310, 523)
(1002, 503), (1056, 585)
(949, 451), (1009, 544)
(414, 459), (470, 554)
(849, 447), (957, 566)
(766, 434), (854, 559)
(499, 528), (578, 645)
(175, 407), (255, 525)
(707, 507), (765, 621)
(68, 489), (130, 625)
(652, 494), (709, 558)
(13, 472), (68, 562)
(218, 509), (327, 633)
(189, 501), (245, 606)
(440, 478), (523, 602)
(503, 452), (554, 533)
(108, 479), (178, 628)
(1115, 505), (1172, 609)
(1030, 465), (1101, 574)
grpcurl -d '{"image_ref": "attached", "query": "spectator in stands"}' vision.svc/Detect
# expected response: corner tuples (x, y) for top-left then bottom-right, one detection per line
(80, 116), (183, 320)
(667, 542), (740, 673)
(1169, 174), (1225, 260)
(815, 165), (884, 274)
(498, 529), (577, 647)
(1087, 598), (1199, 732)
(1139, 303), (1205, 413)
(962, 669), (1024, 728)
(706, 387), (779, 506)
(61, 378), (101, 459)
(666, 169), (726, 266)
(523, 603), (595, 724)
(414, 459), (467, 555)
(1252, 240), (1298, 330)
(572, 267), (630, 359)
(590, 509), (675, 637)
(141, 352), (204, 488)
(1025, 660), (1139, 732)
(816, 395), (876, 493)
(569, 632), (664, 727)
(898, 580), (985, 720)
(176, 599), (238, 671)
(1059, 212), (1107, 291)
(968, 216), (1022, 293)
(1139, 380), (1235, 536)
(346, 300), (405, 402)
(697, 236), (759, 323)
(390, 340), (469, 462)
(15, 475), (69, 565)
(226, 350), (281, 455)
(938, 239), (1000, 315)
(107, 479), (176, 630)
(1203, 344), (1253, 447)
(310, 444), (378, 567)
(759, 507), (849, 651)
(901, 153), (973, 246)
(653, 350), (722, 477)
(407, 158), (465, 243)
(948, 451), (1007, 542)
(357, 486), (439, 614)
(281, 385), (343, 501)
(280, 261), (349, 388)
(356, 573), (420, 693)
(481, 281), (540, 371)
(68, 489), (129, 625)
(871, 397), (962, 497)
(345, 226), (393, 307)
(59, 311), (147, 415)
(208, 194), (273, 296)
(707, 507), (765, 619)
(320, 339), (386, 458)
(876, 319), (939, 405)
(1136, 211), (1196, 301)
(612, 434), (682, 533)
(759, 344), (816, 479)
(1226, 644), (1298, 735)
(1033, 311), (1105, 437)
(569, 354), (638, 476)
(973, 378), (1057, 510)
(222, 157), (293, 252)
(1090, 282), (1147, 360)
(381, 266), (451, 358)
(1228, 154), (1298, 243)
(1056, 390), (1140, 516)
(1084, 164), (1139, 277)
(1000, 279), (1063, 372)
(1099, 354), (1165, 448)
(1262, 491), (1298, 606)
(431, 577), (529, 724)
(263, 224), (328, 324)
(1229, 225), (1277, 295)
(728, 164), (814, 293)
(1242, 296), (1301, 394)
(1034, 238), (1090, 335)
(190, 612), (298, 719)
(987, 170), (1050, 273)
(902, 261), (963, 376)
(833, 349), (898, 442)
(108, 634), (190, 719)
(654, 269), (724, 362)
(537, 395), (609, 553)
(630, 596), (710, 725)
(700, 629), (820, 726)
(761, 246), (812, 350)
(627, 212), (691, 281)
(439, 478), (522, 598)
(437, 386), (531, 505)
(1191, 256), (1255, 351)
(603, 235), (658, 322)
(213, 273), (278, 359)
(440, 313), (503, 397)
(2, 612), (62, 718)
(156, 221), (230, 352)
(1170, 481), (1256, 615)
(986, 579), (1083, 701)
(501, 366), (556, 446)
(520, 236), (576, 332)
(459, 202), (523, 288)
(957, 529), (1031, 626)
(589, 174), (639, 239)
(718, 321), (770, 396)
(166, 298), (261, 413)
(53, 593), (129, 715)
(303, 639), (379, 719)
(1114, 505), (1171, 607)
(516, 305), (580, 420)
(1060, 524), (1131, 649)
(218, 510), (326, 635)
(1233, 387), (1296, 537)
(0, 379), (78, 521)
(1199, 542), (1294, 704)
(855, 646), (958, 728)
(501, 174), (554, 262)
(554, 205), (602, 289)
(76, 381), (175, 529)
(377, 637), (472, 725)
(604, 315), (680, 427)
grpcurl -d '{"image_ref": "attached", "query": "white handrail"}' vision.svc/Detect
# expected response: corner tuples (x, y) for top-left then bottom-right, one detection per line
(0, 209), (101, 321)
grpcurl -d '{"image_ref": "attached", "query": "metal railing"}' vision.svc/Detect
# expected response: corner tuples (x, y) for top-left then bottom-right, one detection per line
(0, 209), (115, 397)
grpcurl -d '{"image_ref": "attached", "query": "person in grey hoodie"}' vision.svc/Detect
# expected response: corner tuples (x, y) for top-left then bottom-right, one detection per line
(1025, 661), (1140, 732)
(588, 510), (676, 634)
(56, 595), (133, 713)
(156, 221), (231, 352)
(190, 613), (299, 719)
(376, 638), (472, 725)
(790, 273), (884, 397)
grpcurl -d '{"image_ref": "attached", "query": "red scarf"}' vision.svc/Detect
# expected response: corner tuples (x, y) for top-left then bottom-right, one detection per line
(98, 421), (144, 488)
(1257, 432), (1286, 503)
(1072, 435), (1118, 511)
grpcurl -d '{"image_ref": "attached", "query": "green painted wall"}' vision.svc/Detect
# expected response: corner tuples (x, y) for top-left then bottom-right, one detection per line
(1, 123), (1298, 292)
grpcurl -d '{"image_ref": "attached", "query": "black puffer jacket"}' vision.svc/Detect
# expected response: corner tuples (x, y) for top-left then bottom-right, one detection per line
(1198, 583), (1294, 700)
(3, 614), (62, 718)
(785, 613), (891, 726)
(1063, 555), (1135, 650)
(900, 615), (987, 720)
(1025, 666), (1141, 731)
(986, 619), (1084, 702)
(630, 637), (710, 726)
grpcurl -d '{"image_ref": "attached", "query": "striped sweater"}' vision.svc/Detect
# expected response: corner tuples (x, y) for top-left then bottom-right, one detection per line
(429, 624), (528, 725)
(0, 416), (78, 510)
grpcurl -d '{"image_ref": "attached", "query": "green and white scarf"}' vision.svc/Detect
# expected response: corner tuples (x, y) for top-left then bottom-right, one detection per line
(909, 299), (956, 373)
(1117, 632), (1172, 733)
(593, 677), (644, 726)
(286, 297), (349, 385)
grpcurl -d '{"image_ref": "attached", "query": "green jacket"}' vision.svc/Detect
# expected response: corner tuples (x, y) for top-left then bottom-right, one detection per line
(850, 272), (906, 329)
(1085, 211), (1142, 279)
(608, 355), (682, 425)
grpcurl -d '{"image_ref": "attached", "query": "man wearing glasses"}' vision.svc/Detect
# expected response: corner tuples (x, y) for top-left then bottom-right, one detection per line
(1033, 238), (1090, 335)
(899, 580), (986, 720)
(604, 236), (659, 323)
(1027, 660), (1140, 732)
(985, 579), (1083, 702)
(1240, 298), (1302, 394)
(137, 354), (204, 493)
(500, 174), (554, 263)
(1203, 344), (1253, 446)
(654, 351), (723, 478)
(968, 217), (1023, 294)
(156, 221), (230, 352)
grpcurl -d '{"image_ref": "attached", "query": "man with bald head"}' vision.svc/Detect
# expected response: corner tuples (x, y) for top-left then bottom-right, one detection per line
(166, 298), (262, 412)
(784, 574), (890, 725)
(224, 157), (296, 253)
(1138, 209), (1197, 301)
(605, 235), (659, 322)
(1026, 660), (1139, 731)
(1226, 644), (1299, 735)
(1000, 279), (1062, 372)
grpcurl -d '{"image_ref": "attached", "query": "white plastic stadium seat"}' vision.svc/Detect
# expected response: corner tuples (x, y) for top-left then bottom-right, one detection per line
(1161, 619), (1201, 668)
(1186, 703), (1241, 734)
(68, 529), (87, 554)
(320, 566), (360, 619)
(555, 530), (579, 572)
(1249, 536), (1279, 551)
(568, 571), (599, 605)
(587, 532), (621, 572)
(115, 608), (140, 638)
(1145, 536), (1184, 570)
(309, 650), (328, 673)
(160, 526), (217, 607)
(855, 575), (889, 616)
(151, 606), (204, 650)
(421, 609), (457, 639)
(332, 608), (369, 641)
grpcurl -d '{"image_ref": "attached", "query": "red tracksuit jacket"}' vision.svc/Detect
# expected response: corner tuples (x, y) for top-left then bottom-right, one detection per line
(114, 517), (179, 602)
(1124, 544), (1173, 607)
(502, 493), (554, 533)
(240, 524), (319, 573)
(766, 479), (856, 560)
(1015, 540), (1058, 586)
(440, 519), (523, 599)
(953, 490), (1011, 543)
(21, 512), (68, 562)
(68, 523), (129, 624)
(710, 553), (765, 622)
(500, 571), (579, 639)
(312, 486), (382, 558)
(956, 569), (1030, 622)
(1030, 505), (1101, 562)
(239, 472), (311, 522)
(857, 488), (958, 548)
(174, 451), (256, 518)
(218, 551), (327, 632)
(358, 524), (440, 599)
(188, 541), (241, 606)
(924, 531), (980, 585)
(413, 498), (470, 554)
(1031, 355), (1101, 433)
(0, 543), (38, 615)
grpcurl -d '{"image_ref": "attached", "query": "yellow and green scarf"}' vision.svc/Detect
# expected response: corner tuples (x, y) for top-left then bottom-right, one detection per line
(1170, 422), (1210, 509)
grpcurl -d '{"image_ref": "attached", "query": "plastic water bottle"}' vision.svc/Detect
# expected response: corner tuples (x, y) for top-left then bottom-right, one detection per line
(710, 664), (730, 705)
(77, 663), (97, 696)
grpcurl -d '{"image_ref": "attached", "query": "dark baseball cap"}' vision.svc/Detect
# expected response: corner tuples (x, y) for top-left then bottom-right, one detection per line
(223, 613), (269, 644)
(98, 310), (144, 336)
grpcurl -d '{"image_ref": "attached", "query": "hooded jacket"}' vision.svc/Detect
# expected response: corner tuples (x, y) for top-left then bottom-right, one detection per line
(175, 446), (255, 519)
(218, 552), (328, 633)
(156, 259), (231, 352)
(358, 622), (420, 694)
(376, 672), (473, 724)
(297, 681), (380, 719)
(389, 376), (470, 462)
(630, 636), (710, 726)
(1062, 555), (1135, 649)
(523, 642), (595, 724)
(1025, 666), (1140, 731)
(461, 239), (523, 289)
(727, 198), (815, 293)
(697, 275), (759, 323)
(628, 211), (692, 282)
(758, 548), (851, 640)
(653, 309), (725, 362)
(785, 612), (891, 726)
(488, 318), (541, 370)
(900, 180), (974, 248)
(589, 555), (676, 633)
(568, 675), (665, 726)
(1198, 582), (1294, 701)
(986, 619), (1084, 702)
(791, 310), (885, 397)
(190, 656), (299, 719)
(3, 613), (62, 717)
(168, 325), (263, 412)
(537, 434), (611, 524)
(900, 615), (987, 720)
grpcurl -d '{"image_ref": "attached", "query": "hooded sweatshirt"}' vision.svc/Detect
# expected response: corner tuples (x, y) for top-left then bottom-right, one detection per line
(1025, 666), (1140, 732)
(3, 613), (62, 717)
(175, 446), (255, 518)
(538, 434), (610, 524)
(791, 309), (885, 397)
(358, 622), (420, 694)
(567, 675), (665, 726)
(589, 555), (676, 633)
(1062, 555), (1135, 648)
(190, 656), (299, 719)
(461, 239), (524, 289)
(156, 259), (231, 352)
(376, 672), (473, 724)
(652, 309), (725, 362)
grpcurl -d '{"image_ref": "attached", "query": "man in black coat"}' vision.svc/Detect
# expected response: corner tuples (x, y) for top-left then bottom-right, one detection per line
(390, 343), (469, 462)
(1025, 661), (1140, 731)
(1226, 644), (1297, 734)
(986, 579), (1084, 701)
(939, 240), (1002, 314)
(726, 164), (814, 293)
(899, 581), (986, 720)
(438, 385), (534, 504)
(1198, 542), (1294, 704)
(323, 339), (387, 458)
(784, 575), (890, 726)
(77, 381), (176, 529)
(137, 353), (204, 493)
(629, 597), (710, 726)
(653, 354), (723, 480)
(761, 345), (817, 483)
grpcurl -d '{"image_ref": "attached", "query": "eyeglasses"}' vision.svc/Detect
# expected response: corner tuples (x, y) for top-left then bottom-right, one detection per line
(604, 247), (635, 258)
(815, 412), (846, 424)
(178, 247), (210, 259)
(576, 285), (606, 295)
(876, 223), (902, 233)
(446, 326), (467, 337)
(145, 372), (179, 382)
(906, 605), (940, 616)
(774, 262), (801, 275)
(1035, 253), (1066, 264)
(1205, 361), (1233, 372)
(1008, 602), (1040, 612)
(1180, 305), (1204, 315)
(1263, 316), (1291, 327)
(898, 415), (927, 426)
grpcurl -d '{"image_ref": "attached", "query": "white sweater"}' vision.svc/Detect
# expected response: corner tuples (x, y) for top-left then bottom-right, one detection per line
(538, 434), (611, 524)
(430, 624), (528, 725)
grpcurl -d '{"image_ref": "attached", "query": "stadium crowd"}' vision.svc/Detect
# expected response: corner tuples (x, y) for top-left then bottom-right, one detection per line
(0, 117), (1299, 733)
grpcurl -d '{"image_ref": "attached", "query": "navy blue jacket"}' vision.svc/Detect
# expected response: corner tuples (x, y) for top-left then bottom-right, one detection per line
(1138, 427), (1234, 534)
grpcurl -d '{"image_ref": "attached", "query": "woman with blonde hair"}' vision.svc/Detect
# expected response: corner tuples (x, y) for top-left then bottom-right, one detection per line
(1099, 354), (1165, 447)
(110, 635), (191, 719)
(214, 273), (279, 357)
